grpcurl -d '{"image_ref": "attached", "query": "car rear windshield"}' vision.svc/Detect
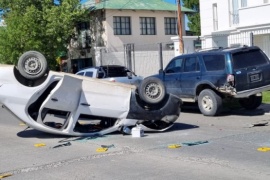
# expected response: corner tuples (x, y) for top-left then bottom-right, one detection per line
(203, 55), (225, 71)
(232, 49), (269, 69)
(103, 67), (127, 77)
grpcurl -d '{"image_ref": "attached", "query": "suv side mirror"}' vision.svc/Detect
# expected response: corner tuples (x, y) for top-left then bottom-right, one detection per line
(159, 69), (164, 75)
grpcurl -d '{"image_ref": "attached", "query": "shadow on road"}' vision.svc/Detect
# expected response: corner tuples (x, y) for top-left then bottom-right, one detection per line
(181, 102), (270, 117)
(17, 129), (70, 139)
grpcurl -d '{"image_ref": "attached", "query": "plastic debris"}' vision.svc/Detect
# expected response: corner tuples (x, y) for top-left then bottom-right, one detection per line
(122, 126), (131, 135)
(101, 144), (115, 149)
(257, 147), (270, 152)
(34, 143), (46, 147)
(0, 173), (12, 178)
(249, 122), (268, 128)
(168, 144), (181, 149)
(96, 147), (108, 152)
(181, 141), (209, 146)
(52, 142), (71, 149)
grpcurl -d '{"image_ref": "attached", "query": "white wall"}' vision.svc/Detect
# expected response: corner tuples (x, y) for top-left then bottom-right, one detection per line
(200, 0), (230, 36)
(239, 4), (270, 27)
(171, 36), (200, 56)
(100, 50), (175, 77)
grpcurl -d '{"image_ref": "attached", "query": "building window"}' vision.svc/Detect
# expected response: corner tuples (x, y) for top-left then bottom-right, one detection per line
(231, 0), (239, 25)
(164, 17), (177, 35)
(140, 17), (156, 35)
(113, 16), (131, 35)
(241, 0), (247, 7)
(213, 3), (218, 31)
(264, 0), (269, 3)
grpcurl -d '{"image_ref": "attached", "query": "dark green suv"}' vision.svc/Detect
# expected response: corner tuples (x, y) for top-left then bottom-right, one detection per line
(139, 46), (270, 116)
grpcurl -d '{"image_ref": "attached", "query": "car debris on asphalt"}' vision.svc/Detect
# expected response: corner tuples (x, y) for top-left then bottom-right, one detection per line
(51, 142), (72, 149)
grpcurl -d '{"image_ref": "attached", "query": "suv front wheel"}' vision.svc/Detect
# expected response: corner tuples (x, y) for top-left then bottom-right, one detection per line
(238, 95), (262, 110)
(198, 89), (222, 116)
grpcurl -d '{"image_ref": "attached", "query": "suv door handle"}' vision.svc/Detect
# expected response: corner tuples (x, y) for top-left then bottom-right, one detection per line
(81, 103), (90, 106)
(51, 98), (58, 102)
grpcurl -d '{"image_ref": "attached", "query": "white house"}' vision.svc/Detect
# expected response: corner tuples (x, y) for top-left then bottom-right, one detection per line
(200, 0), (270, 57)
(70, 0), (196, 76)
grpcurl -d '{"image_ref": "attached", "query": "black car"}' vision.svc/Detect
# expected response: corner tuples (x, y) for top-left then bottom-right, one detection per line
(138, 46), (270, 116)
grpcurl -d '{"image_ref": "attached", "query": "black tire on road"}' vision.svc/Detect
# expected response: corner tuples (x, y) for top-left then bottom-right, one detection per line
(17, 51), (48, 80)
(198, 89), (222, 116)
(238, 95), (262, 110)
(138, 77), (166, 104)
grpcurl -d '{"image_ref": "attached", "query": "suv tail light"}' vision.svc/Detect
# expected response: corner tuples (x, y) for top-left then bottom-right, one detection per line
(227, 74), (235, 85)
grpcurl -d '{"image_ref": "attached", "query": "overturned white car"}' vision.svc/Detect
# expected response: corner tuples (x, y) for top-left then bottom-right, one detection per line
(0, 51), (181, 136)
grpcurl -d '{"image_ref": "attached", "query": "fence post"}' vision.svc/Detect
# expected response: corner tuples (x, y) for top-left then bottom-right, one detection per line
(250, 32), (254, 46)
(158, 43), (163, 70)
(126, 44), (132, 70)
(100, 48), (103, 66)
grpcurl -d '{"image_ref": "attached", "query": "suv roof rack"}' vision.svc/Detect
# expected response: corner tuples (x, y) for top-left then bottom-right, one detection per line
(197, 45), (250, 53)
(197, 47), (223, 52)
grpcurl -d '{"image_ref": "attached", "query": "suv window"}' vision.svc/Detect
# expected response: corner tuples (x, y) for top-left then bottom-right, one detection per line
(165, 58), (183, 73)
(203, 55), (225, 71)
(77, 72), (84, 76)
(184, 56), (200, 72)
(85, 71), (93, 77)
(232, 49), (268, 69)
(103, 67), (127, 77)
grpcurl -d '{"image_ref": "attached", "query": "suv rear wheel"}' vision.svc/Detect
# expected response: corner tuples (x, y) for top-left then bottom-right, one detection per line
(198, 89), (222, 116)
(238, 95), (262, 110)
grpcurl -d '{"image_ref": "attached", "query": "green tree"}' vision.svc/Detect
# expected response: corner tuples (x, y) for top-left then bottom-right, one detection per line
(0, 0), (89, 69)
(183, 0), (200, 36)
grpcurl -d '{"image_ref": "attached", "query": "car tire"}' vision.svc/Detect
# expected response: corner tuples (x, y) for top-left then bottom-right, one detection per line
(238, 95), (262, 110)
(198, 89), (222, 116)
(138, 77), (166, 104)
(17, 51), (48, 80)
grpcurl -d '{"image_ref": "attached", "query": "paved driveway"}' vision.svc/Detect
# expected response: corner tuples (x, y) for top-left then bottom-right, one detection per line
(1, 104), (270, 180)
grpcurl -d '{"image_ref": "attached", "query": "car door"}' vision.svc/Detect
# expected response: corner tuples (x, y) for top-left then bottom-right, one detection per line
(78, 78), (131, 119)
(36, 75), (82, 125)
(180, 56), (201, 98)
(163, 57), (183, 96)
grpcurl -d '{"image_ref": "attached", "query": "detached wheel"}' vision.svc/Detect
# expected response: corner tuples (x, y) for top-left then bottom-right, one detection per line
(239, 95), (262, 110)
(138, 77), (166, 104)
(198, 89), (222, 116)
(17, 51), (48, 80)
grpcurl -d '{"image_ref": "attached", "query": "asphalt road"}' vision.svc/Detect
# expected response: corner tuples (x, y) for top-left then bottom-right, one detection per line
(1, 104), (270, 180)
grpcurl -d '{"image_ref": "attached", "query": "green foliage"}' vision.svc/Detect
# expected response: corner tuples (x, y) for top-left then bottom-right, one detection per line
(263, 91), (270, 104)
(0, 0), (89, 69)
(183, 0), (201, 36)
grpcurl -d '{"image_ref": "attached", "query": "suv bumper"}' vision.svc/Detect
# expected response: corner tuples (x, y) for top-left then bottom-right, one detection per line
(235, 84), (270, 98)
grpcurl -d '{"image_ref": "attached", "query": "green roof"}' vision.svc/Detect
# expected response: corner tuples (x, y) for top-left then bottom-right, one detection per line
(82, 0), (195, 13)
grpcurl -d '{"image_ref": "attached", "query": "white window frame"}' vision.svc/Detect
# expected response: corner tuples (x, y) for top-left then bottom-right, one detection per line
(213, 3), (218, 31)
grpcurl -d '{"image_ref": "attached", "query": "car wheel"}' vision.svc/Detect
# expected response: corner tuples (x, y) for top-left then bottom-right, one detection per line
(238, 95), (262, 110)
(138, 77), (166, 104)
(17, 51), (48, 80)
(198, 89), (222, 116)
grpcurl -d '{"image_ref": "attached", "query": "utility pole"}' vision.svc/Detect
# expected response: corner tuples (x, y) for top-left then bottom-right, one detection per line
(177, 0), (184, 54)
